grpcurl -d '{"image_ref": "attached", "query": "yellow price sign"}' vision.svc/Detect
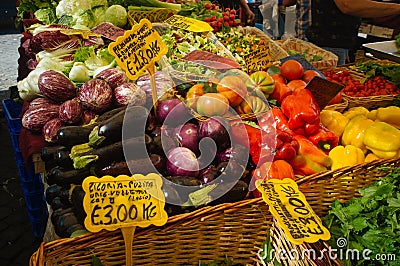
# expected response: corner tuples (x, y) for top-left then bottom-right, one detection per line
(82, 173), (168, 232)
(244, 46), (272, 73)
(256, 178), (330, 245)
(108, 19), (168, 81)
(165, 15), (213, 32)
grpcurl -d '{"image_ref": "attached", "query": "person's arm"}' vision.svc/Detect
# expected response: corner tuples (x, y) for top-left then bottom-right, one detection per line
(334, 0), (400, 18)
(239, 0), (255, 22)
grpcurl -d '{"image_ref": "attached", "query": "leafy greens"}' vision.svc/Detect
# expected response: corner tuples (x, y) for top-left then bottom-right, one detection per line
(323, 167), (400, 266)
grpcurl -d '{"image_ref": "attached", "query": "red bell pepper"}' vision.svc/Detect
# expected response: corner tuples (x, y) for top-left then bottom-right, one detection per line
(269, 81), (293, 105)
(281, 89), (321, 135)
(291, 135), (332, 175)
(258, 107), (293, 135)
(274, 129), (299, 163)
(307, 124), (339, 153)
(230, 121), (270, 166)
(252, 160), (295, 198)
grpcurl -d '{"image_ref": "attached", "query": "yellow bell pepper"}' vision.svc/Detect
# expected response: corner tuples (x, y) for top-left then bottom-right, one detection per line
(341, 115), (374, 153)
(329, 145), (365, 170)
(374, 106), (400, 129)
(363, 121), (400, 159)
(364, 153), (380, 162)
(320, 110), (349, 137)
(343, 106), (369, 120)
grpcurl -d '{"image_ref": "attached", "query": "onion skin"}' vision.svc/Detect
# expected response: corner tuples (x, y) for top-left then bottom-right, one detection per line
(174, 123), (199, 154)
(198, 117), (231, 152)
(78, 79), (113, 113)
(166, 147), (199, 178)
(156, 98), (192, 126)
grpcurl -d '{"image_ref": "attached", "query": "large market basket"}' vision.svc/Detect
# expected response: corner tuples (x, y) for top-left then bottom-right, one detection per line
(331, 59), (399, 109)
(276, 38), (338, 70)
(30, 158), (399, 266)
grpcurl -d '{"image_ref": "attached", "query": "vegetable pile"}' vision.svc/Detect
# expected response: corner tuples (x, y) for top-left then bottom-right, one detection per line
(323, 167), (400, 266)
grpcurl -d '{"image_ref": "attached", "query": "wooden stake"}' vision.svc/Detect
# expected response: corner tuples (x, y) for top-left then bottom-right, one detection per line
(121, 226), (136, 266)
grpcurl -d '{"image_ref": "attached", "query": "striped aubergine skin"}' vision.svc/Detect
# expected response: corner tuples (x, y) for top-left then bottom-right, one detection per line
(42, 118), (64, 143)
(95, 67), (128, 89)
(38, 70), (77, 103)
(78, 78), (113, 113)
(29, 97), (57, 109)
(114, 82), (146, 107)
(59, 99), (83, 125)
(22, 104), (60, 132)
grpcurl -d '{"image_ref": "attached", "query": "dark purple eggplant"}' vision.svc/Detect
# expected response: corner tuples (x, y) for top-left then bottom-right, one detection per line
(41, 145), (67, 162)
(54, 147), (74, 169)
(94, 153), (163, 176)
(38, 70), (77, 102)
(89, 105), (149, 146)
(71, 185), (86, 223)
(47, 167), (91, 186)
(56, 125), (95, 146)
(208, 180), (248, 206)
(96, 106), (126, 123)
(199, 165), (218, 184)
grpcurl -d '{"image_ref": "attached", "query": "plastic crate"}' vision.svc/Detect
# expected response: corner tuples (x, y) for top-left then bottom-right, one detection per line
(27, 207), (49, 239)
(2, 98), (22, 134)
(23, 189), (46, 211)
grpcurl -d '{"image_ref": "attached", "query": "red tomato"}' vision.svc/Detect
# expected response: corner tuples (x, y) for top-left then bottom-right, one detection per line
(302, 70), (321, 83)
(280, 60), (304, 81)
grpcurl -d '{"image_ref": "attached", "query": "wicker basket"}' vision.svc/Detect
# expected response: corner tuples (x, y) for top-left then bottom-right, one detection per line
(30, 158), (399, 266)
(276, 38), (338, 70)
(323, 97), (349, 113)
(127, 9), (177, 25)
(329, 65), (397, 110)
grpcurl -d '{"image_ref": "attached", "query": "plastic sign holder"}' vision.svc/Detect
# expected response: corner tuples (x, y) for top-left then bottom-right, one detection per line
(256, 178), (330, 245)
(82, 173), (168, 266)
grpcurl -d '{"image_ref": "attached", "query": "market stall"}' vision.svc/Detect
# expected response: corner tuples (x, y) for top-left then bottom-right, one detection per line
(3, 0), (400, 265)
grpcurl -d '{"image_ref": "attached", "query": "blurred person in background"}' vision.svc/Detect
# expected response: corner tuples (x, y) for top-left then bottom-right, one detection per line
(306, 0), (400, 65)
(216, 0), (255, 23)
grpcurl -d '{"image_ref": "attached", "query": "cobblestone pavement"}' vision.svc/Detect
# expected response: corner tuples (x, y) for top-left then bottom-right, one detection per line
(0, 33), (20, 91)
(0, 29), (42, 265)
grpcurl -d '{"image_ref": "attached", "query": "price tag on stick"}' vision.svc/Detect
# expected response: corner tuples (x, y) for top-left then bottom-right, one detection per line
(82, 174), (168, 266)
(245, 46), (273, 73)
(108, 19), (168, 81)
(256, 178), (330, 245)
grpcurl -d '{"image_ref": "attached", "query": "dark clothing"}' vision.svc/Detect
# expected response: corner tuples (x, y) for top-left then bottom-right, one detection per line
(215, 0), (241, 10)
(306, 0), (361, 49)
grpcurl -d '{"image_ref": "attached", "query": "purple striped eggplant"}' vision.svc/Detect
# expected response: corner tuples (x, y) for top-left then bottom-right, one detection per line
(38, 70), (77, 102)
(78, 78), (113, 113)
(95, 68), (128, 89)
(22, 104), (60, 132)
(43, 118), (64, 143)
(59, 98), (83, 125)
(114, 82), (146, 107)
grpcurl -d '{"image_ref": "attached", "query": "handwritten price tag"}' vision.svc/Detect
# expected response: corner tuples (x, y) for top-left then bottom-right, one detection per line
(108, 19), (168, 80)
(305, 76), (344, 110)
(82, 173), (168, 232)
(165, 15), (213, 32)
(245, 46), (272, 73)
(257, 178), (330, 245)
